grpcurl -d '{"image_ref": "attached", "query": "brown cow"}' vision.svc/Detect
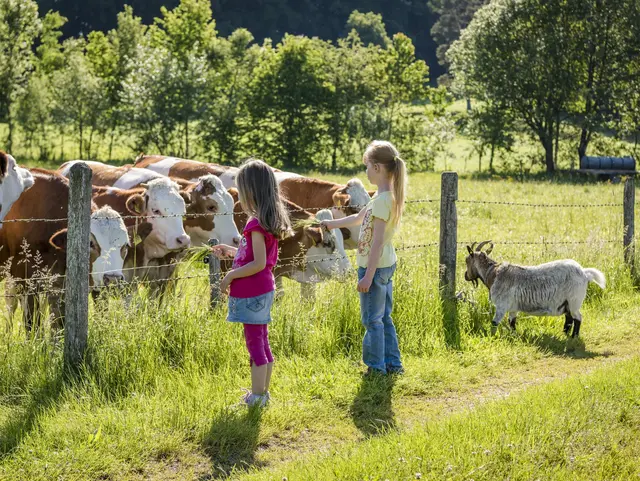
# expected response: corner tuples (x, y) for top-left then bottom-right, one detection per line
(132, 155), (371, 248)
(0, 151), (35, 221)
(58, 160), (240, 247)
(0, 169), (130, 331)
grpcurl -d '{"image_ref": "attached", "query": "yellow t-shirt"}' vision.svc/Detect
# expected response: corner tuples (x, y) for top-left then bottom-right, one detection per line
(356, 191), (397, 269)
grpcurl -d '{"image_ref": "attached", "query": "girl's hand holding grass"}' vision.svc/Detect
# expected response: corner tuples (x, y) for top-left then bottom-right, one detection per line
(211, 244), (237, 259)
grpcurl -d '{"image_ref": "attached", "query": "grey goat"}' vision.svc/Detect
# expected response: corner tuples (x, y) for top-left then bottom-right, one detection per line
(464, 241), (606, 337)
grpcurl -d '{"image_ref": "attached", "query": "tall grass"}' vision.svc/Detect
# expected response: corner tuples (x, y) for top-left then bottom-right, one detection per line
(0, 172), (638, 480)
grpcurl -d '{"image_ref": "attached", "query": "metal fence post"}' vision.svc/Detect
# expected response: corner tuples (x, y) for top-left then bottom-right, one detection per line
(439, 172), (459, 347)
(64, 163), (92, 373)
(623, 177), (636, 280)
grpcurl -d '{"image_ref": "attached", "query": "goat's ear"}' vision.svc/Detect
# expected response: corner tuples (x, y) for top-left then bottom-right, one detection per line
(466, 245), (473, 255)
(49, 229), (68, 250)
(126, 194), (146, 215)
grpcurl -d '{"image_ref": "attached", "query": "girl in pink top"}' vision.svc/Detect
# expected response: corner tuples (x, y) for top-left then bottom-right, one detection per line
(211, 159), (291, 407)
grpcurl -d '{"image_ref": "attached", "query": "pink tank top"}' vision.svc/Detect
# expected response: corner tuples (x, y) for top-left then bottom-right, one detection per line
(229, 218), (278, 298)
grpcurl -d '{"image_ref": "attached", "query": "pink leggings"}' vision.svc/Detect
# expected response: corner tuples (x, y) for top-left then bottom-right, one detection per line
(243, 324), (274, 367)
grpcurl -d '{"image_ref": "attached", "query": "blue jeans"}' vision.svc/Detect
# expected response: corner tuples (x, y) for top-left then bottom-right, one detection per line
(358, 264), (402, 373)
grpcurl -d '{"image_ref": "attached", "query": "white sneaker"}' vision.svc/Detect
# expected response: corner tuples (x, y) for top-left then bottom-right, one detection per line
(242, 391), (269, 407)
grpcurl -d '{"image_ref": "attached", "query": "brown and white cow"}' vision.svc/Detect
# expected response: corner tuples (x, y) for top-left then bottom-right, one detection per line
(58, 160), (240, 247)
(0, 169), (130, 330)
(134, 154), (240, 189)
(132, 155), (371, 249)
(228, 199), (352, 285)
(0, 151), (35, 222)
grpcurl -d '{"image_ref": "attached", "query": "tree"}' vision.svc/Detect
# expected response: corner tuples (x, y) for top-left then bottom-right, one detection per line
(449, 0), (582, 173)
(0, 0), (41, 152)
(465, 101), (514, 172)
(199, 28), (261, 163)
(428, 0), (487, 72)
(322, 31), (375, 171)
(345, 10), (390, 48)
(572, 0), (640, 161)
(51, 41), (108, 159)
(247, 35), (329, 168)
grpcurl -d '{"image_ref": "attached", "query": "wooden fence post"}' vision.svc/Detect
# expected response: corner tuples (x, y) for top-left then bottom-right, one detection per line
(439, 172), (459, 347)
(207, 238), (221, 308)
(64, 163), (92, 373)
(623, 176), (636, 279)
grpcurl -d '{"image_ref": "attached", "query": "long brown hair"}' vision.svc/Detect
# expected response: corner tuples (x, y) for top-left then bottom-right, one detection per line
(236, 158), (292, 239)
(363, 140), (407, 227)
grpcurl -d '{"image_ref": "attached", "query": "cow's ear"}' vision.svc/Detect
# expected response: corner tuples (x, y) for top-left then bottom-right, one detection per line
(304, 226), (323, 246)
(332, 188), (350, 207)
(196, 178), (216, 196)
(228, 187), (239, 204)
(128, 222), (153, 245)
(0, 151), (8, 178)
(180, 191), (192, 205)
(339, 227), (351, 240)
(126, 194), (146, 215)
(368, 190), (377, 198)
(49, 229), (68, 250)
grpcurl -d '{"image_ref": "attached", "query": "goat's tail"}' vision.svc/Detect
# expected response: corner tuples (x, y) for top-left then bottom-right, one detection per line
(583, 268), (606, 289)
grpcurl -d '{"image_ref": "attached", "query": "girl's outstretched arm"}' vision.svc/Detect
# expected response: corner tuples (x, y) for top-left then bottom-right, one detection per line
(220, 231), (267, 292)
(321, 207), (366, 230)
(357, 217), (386, 293)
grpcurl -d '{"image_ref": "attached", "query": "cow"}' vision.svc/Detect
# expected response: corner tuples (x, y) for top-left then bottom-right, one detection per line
(227, 199), (352, 290)
(134, 154), (240, 189)
(0, 169), (130, 331)
(0, 151), (35, 222)
(58, 160), (240, 247)
(132, 155), (372, 248)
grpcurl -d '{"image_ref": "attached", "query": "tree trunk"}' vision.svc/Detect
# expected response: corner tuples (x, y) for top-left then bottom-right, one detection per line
(577, 128), (590, 164)
(7, 116), (14, 153)
(466, 98), (472, 112)
(185, 119), (189, 159)
(489, 143), (495, 173)
(543, 137), (555, 174)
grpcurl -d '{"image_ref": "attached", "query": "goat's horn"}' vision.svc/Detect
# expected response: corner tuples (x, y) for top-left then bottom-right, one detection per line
(470, 241), (478, 251)
(485, 242), (494, 255)
(475, 240), (491, 251)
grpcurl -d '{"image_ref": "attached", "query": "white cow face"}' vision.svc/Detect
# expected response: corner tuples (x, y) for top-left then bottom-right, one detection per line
(0, 152), (35, 222)
(128, 178), (191, 252)
(185, 175), (241, 247)
(291, 209), (352, 283)
(48, 207), (130, 287)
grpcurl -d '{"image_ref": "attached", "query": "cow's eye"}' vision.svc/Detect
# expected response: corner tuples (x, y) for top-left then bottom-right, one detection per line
(207, 205), (216, 212)
(89, 240), (96, 249)
(153, 209), (161, 215)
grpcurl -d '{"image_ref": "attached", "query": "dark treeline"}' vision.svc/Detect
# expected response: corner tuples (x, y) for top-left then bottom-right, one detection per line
(36, 0), (445, 81)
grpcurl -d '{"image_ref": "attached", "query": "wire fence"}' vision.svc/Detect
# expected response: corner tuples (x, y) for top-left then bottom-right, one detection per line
(1, 166), (636, 370)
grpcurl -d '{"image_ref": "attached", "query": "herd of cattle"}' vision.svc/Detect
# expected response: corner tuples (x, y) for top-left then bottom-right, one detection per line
(0, 151), (374, 330)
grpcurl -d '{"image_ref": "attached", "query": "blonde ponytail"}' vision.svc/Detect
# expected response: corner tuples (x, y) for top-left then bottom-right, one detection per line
(363, 140), (407, 227)
(390, 155), (406, 227)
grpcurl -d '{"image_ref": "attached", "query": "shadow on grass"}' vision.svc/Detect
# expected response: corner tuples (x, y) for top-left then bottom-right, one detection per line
(519, 330), (612, 359)
(350, 372), (397, 437)
(202, 406), (264, 479)
(0, 372), (64, 458)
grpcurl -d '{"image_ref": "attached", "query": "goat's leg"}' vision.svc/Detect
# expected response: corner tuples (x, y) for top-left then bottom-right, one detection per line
(571, 311), (583, 338)
(491, 307), (506, 335)
(508, 312), (517, 330)
(563, 313), (574, 335)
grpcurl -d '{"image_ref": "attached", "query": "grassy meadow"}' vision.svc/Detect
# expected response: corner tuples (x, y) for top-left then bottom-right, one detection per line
(1, 161), (639, 480)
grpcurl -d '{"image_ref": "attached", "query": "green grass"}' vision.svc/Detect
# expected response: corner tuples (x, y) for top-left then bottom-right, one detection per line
(238, 357), (640, 481)
(1, 167), (639, 479)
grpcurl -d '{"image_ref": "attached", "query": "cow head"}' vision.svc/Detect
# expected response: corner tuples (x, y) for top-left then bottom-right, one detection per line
(332, 178), (371, 249)
(49, 206), (132, 287)
(128, 178), (191, 252)
(0, 152), (35, 222)
(183, 175), (241, 247)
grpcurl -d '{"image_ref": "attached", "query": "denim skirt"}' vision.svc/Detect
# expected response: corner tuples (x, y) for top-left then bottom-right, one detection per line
(227, 291), (275, 324)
